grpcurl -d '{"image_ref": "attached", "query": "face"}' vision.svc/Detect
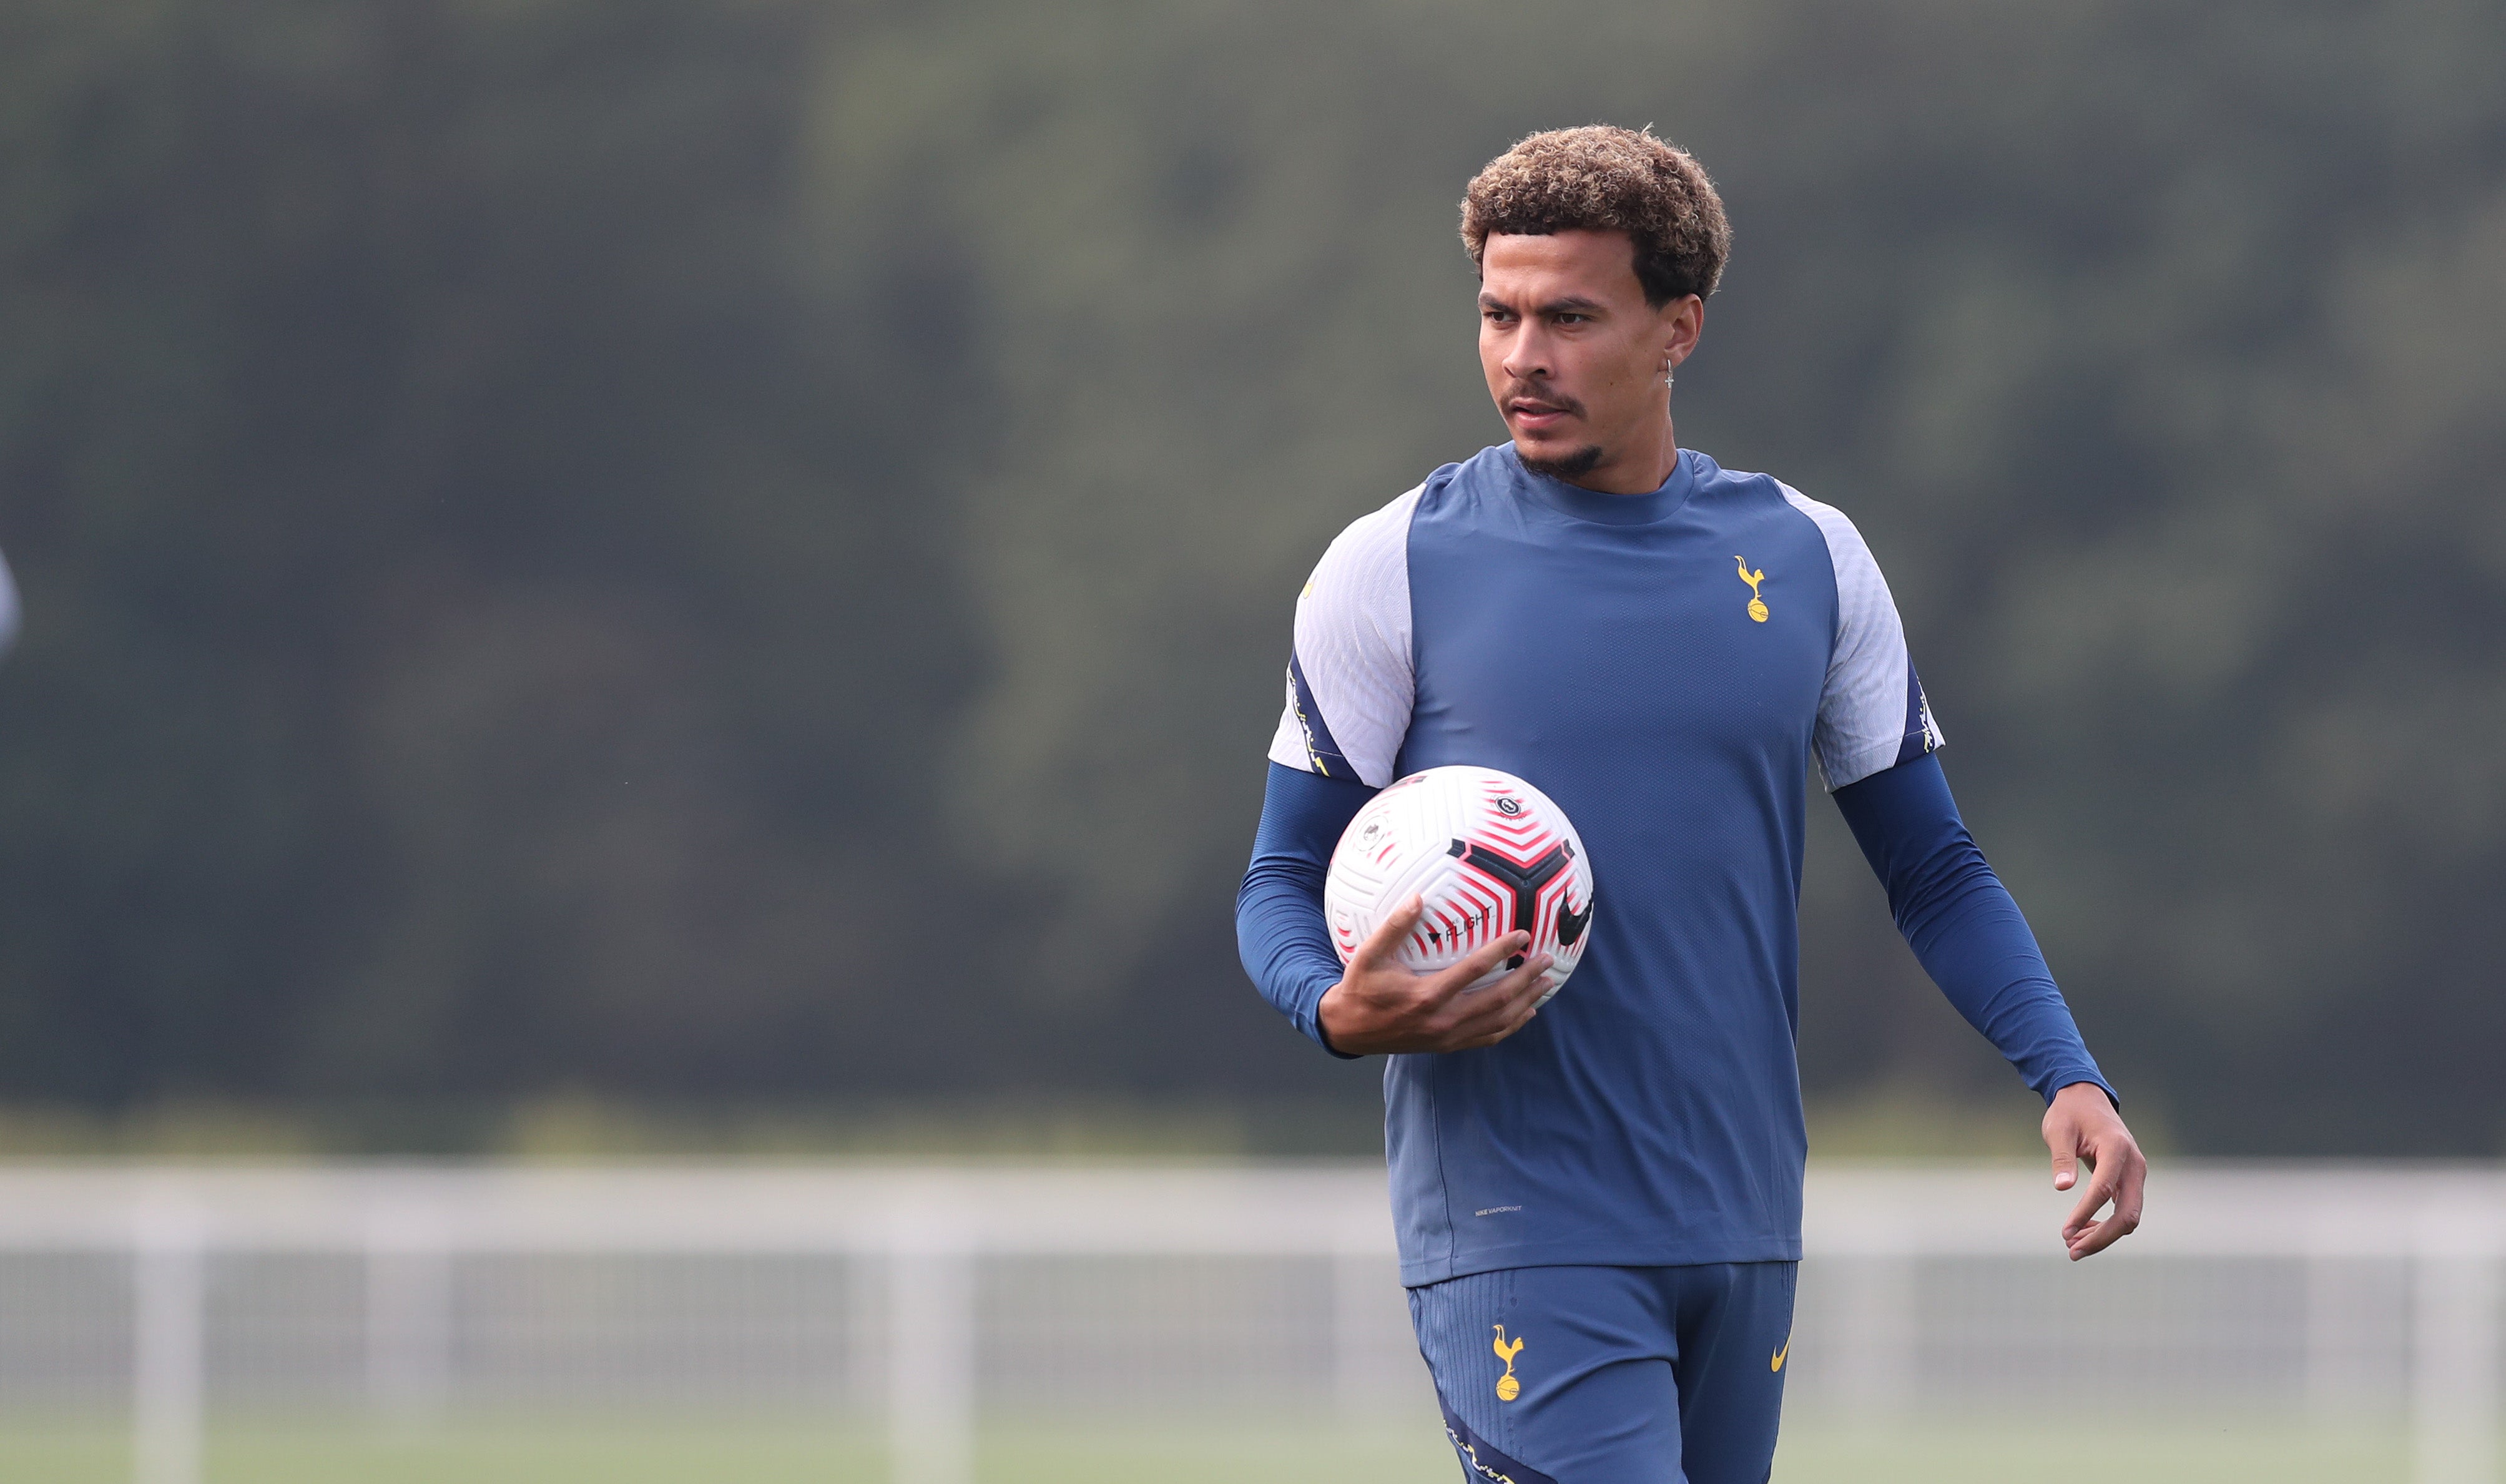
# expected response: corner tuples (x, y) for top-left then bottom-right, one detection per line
(1477, 230), (1703, 492)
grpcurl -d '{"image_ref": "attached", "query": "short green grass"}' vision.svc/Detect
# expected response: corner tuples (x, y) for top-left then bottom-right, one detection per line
(0, 1414), (2432, 1483)
(0, 1417), (1457, 1484)
(1776, 1420), (2412, 1483)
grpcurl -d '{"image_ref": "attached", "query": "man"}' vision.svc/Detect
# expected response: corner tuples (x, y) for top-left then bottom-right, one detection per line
(1236, 126), (2145, 1484)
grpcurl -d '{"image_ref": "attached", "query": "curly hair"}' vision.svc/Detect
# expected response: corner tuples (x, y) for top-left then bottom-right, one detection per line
(1461, 126), (1731, 307)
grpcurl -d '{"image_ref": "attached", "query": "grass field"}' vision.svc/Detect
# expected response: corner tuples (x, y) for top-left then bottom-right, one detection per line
(0, 1415), (2437, 1483)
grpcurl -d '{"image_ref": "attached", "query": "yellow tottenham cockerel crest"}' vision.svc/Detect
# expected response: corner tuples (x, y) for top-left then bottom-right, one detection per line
(1734, 556), (1769, 622)
(1491, 1325), (1526, 1401)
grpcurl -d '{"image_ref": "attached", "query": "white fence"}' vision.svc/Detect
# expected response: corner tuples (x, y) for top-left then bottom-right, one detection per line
(0, 1162), (2499, 1483)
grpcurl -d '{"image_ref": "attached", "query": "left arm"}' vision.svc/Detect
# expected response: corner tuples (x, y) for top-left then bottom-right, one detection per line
(1791, 486), (2143, 1257)
(1833, 754), (2145, 1259)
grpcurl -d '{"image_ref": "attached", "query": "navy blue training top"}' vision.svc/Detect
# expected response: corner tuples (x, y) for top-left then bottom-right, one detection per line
(1239, 444), (2112, 1284)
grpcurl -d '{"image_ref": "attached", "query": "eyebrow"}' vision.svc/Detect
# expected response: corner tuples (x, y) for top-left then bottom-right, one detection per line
(1478, 292), (1610, 317)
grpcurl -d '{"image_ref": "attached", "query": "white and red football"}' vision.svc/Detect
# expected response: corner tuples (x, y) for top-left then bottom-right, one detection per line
(1323, 765), (1596, 1005)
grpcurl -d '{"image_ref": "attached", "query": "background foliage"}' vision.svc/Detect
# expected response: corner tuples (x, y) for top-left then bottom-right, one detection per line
(3, 0), (2502, 1152)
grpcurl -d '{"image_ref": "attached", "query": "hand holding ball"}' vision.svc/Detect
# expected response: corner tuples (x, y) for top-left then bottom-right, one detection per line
(1315, 766), (1596, 1055)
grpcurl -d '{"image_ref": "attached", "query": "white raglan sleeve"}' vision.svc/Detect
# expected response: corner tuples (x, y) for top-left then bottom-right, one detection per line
(1781, 485), (1947, 791)
(1264, 487), (1420, 789)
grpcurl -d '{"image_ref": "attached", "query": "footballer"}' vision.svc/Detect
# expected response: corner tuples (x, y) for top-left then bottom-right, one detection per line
(1237, 126), (2145, 1483)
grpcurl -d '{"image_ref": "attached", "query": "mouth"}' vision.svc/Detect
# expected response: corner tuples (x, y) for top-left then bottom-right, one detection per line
(1505, 395), (1579, 435)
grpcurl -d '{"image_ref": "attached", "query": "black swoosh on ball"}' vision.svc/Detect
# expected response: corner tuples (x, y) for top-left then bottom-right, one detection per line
(1555, 896), (1593, 948)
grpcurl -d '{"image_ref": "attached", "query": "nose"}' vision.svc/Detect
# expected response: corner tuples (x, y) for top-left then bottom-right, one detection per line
(1501, 324), (1553, 385)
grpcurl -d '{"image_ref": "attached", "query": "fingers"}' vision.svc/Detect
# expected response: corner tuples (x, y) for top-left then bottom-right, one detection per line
(1349, 896), (1427, 971)
(2061, 1137), (2147, 1260)
(2042, 1091), (2086, 1191)
(1438, 926), (1533, 993)
(2061, 1156), (2119, 1249)
(1337, 906), (1555, 1054)
(1441, 950), (1556, 1049)
(2111, 1146), (2148, 1234)
(2066, 1204), (2131, 1259)
(1357, 903), (1521, 996)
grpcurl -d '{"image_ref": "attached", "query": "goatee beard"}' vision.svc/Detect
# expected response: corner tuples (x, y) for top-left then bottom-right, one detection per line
(1520, 444), (1606, 481)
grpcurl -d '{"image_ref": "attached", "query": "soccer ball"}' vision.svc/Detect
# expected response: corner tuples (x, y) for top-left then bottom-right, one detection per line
(1323, 765), (1596, 1005)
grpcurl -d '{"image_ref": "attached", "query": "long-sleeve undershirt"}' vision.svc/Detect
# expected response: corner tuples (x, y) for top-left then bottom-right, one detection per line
(1236, 754), (2113, 1103)
(1235, 762), (1373, 1058)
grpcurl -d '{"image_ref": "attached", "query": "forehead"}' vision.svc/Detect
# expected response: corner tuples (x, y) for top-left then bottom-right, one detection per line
(1479, 230), (1643, 303)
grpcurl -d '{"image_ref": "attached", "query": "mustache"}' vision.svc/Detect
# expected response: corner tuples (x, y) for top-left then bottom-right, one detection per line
(1503, 383), (1585, 418)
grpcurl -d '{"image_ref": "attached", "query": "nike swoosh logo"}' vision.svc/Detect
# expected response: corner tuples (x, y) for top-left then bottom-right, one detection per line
(1770, 1340), (1789, 1373)
(1555, 897), (1593, 948)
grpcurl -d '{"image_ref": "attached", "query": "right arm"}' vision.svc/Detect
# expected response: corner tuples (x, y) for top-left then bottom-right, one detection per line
(1234, 487), (1548, 1056)
(1236, 761), (1374, 1056)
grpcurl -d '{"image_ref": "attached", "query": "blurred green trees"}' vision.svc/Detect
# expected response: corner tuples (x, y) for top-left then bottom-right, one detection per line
(2, 0), (2502, 1152)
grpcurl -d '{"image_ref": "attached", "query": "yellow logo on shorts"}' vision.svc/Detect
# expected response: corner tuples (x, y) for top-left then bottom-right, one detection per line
(1771, 1335), (1790, 1373)
(1492, 1325), (1526, 1401)
(1735, 556), (1769, 622)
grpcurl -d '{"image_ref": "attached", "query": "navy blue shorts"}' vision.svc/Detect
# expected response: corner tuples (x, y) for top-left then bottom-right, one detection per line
(1408, 1262), (1797, 1484)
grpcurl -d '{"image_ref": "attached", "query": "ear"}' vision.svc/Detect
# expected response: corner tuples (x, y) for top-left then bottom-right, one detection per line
(1659, 293), (1705, 372)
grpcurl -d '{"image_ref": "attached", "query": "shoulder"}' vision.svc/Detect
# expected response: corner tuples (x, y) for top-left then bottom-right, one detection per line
(1772, 480), (1879, 577)
(1302, 460), (1477, 605)
(1686, 453), (1872, 563)
(1708, 456), (1888, 588)
(1688, 456), (1903, 649)
(1309, 481), (1426, 582)
(1765, 484), (1899, 649)
(1683, 453), (1881, 584)
(1278, 479), (1435, 787)
(1294, 479), (1432, 659)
